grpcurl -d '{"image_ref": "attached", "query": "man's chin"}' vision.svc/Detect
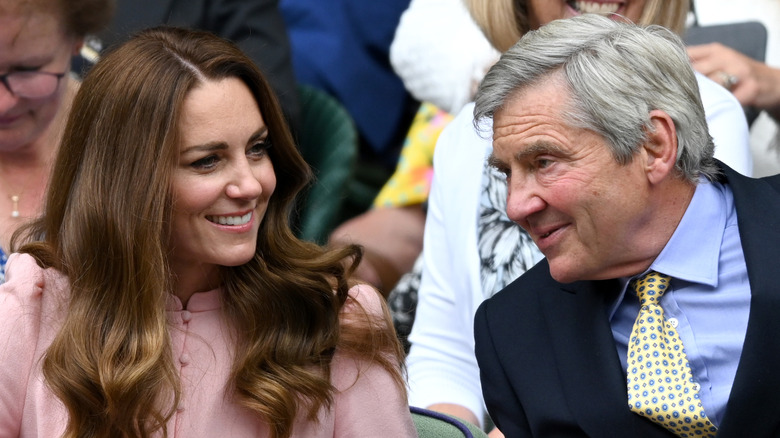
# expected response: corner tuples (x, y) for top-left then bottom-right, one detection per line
(547, 260), (582, 284)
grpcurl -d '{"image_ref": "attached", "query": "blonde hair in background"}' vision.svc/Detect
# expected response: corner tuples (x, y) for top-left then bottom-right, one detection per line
(465, 0), (691, 52)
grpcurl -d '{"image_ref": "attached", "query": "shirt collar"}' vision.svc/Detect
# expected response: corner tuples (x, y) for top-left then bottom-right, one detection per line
(650, 179), (728, 288)
(608, 179), (729, 320)
(166, 287), (222, 312)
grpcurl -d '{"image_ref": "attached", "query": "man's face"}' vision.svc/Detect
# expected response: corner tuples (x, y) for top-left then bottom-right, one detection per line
(490, 77), (655, 283)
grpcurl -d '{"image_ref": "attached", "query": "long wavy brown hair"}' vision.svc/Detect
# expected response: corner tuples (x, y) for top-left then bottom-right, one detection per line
(13, 26), (405, 438)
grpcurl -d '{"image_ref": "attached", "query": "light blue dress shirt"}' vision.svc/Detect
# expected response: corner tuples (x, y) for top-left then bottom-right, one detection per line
(609, 179), (751, 427)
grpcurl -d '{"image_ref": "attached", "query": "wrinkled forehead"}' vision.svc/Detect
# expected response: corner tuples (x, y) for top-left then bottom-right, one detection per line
(0, 0), (62, 20)
(0, 5), (68, 60)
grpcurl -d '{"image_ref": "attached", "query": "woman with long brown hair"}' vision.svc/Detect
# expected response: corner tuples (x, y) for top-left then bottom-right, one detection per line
(0, 26), (414, 438)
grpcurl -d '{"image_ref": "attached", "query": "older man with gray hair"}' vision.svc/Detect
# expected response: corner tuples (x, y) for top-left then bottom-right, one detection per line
(474, 13), (780, 438)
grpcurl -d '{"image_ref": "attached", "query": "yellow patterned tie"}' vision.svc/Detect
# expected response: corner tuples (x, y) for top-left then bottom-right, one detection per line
(626, 272), (717, 437)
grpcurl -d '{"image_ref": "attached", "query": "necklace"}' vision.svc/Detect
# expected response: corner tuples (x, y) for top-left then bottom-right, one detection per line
(0, 166), (47, 219)
(1, 175), (28, 219)
(0, 147), (56, 219)
(10, 195), (20, 218)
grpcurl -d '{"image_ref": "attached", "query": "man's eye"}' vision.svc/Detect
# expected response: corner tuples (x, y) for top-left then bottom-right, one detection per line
(191, 155), (219, 169)
(536, 158), (552, 169)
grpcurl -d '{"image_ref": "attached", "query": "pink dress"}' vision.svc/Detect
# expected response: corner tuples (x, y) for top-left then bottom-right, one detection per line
(0, 253), (417, 437)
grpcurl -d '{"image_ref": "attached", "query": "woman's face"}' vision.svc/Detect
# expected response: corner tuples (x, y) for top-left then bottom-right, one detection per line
(0, 9), (80, 152)
(527, 0), (647, 30)
(169, 77), (276, 287)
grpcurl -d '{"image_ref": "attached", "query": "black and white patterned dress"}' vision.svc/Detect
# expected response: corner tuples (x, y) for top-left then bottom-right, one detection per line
(389, 161), (541, 351)
(476, 165), (541, 298)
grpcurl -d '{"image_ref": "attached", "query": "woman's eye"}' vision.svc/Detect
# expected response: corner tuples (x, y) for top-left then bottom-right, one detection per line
(15, 65), (43, 72)
(190, 154), (219, 170)
(248, 140), (272, 158)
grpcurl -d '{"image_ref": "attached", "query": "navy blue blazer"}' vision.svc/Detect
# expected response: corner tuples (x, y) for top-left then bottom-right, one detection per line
(474, 163), (780, 437)
(280, 0), (417, 166)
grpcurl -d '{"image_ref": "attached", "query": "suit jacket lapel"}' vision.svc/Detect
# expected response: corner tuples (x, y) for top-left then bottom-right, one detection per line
(529, 164), (780, 437)
(540, 278), (673, 436)
(718, 166), (780, 436)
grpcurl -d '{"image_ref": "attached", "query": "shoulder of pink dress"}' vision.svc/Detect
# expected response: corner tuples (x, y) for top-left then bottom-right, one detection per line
(0, 252), (71, 330)
(2, 253), (56, 298)
(345, 283), (384, 316)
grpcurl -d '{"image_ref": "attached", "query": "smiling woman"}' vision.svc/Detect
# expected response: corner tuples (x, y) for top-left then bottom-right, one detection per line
(0, 26), (415, 438)
(170, 78), (277, 304)
(468, 0), (687, 53)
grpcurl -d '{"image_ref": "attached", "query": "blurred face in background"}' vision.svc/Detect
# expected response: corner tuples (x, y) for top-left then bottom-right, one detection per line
(0, 5), (81, 153)
(527, 0), (647, 30)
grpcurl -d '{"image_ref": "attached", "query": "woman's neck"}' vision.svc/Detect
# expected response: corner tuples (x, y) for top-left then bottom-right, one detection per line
(170, 262), (221, 308)
(0, 77), (78, 249)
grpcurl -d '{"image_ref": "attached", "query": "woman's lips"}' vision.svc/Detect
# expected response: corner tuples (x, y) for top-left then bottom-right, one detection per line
(566, 0), (624, 15)
(0, 114), (23, 126)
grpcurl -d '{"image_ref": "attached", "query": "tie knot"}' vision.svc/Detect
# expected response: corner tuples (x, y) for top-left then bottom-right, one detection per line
(631, 271), (670, 305)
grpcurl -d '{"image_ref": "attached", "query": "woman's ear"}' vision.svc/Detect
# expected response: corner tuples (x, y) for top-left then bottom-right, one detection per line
(643, 109), (678, 185)
(71, 37), (85, 56)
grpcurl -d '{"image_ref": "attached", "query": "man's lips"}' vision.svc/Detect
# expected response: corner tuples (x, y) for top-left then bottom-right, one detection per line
(531, 223), (569, 252)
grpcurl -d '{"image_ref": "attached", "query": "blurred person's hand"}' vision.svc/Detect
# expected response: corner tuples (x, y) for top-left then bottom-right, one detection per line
(688, 42), (780, 121)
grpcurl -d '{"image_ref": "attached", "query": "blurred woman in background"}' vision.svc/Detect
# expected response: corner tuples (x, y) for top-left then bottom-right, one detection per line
(0, 0), (113, 281)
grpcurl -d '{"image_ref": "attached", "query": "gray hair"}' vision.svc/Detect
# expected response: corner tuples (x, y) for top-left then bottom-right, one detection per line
(474, 14), (718, 183)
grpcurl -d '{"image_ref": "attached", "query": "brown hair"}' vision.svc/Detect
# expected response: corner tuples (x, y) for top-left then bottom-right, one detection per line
(14, 26), (404, 438)
(466, 0), (690, 52)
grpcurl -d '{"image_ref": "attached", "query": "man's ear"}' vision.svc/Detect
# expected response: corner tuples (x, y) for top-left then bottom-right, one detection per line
(643, 109), (678, 185)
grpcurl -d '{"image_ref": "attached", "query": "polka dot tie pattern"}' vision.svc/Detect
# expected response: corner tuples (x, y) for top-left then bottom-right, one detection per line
(626, 271), (717, 437)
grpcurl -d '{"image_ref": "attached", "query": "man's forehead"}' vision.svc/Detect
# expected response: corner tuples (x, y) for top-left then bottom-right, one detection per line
(491, 105), (575, 158)
(493, 82), (571, 129)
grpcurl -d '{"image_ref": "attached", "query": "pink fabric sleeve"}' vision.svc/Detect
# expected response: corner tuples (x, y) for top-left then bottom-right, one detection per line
(331, 284), (417, 437)
(0, 254), (47, 437)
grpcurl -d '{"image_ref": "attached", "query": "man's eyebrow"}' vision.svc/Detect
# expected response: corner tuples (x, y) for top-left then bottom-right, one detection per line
(487, 153), (505, 169)
(514, 142), (568, 161)
(488, 141), (569, 167)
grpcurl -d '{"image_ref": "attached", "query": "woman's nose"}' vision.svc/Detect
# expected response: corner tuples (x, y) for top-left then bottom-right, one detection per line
(0, 80), (20, 113)
(225, 161), (263, 200)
